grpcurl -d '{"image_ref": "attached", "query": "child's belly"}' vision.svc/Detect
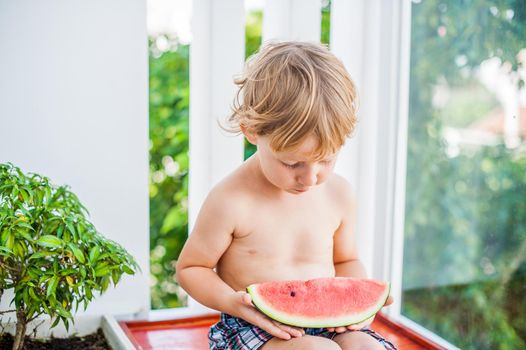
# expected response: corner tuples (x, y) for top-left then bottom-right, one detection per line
(217, 243), (336, 291)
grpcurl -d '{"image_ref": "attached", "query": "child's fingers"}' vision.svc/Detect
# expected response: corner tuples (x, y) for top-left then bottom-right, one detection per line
(272, 320), (304, 338)
(252, 313), (294, 340)
(327, 326), (351, 333)
(347, 316), (375, 331)
(235, 294), (301, 340)
(235, 291), (253, 306)
(241, 292), (252, 305)
(384, 295), (394, 306)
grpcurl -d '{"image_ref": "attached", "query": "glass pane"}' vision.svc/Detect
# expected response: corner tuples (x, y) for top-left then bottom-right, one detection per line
(402, 1), (526, 349)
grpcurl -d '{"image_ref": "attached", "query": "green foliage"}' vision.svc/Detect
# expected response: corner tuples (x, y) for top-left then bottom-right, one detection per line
(402, 0), (526, 348)
(0, 163), (138, 338)
(148, 37), (190, 309)
(244, 10), (263, 160)
(246, 11), (263, 59)
(321, 0), (331, 46)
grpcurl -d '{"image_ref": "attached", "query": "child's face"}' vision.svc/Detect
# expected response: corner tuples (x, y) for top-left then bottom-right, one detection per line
(256, 136), (338, 195)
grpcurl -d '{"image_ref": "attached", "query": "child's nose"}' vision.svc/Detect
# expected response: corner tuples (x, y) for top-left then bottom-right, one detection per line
(297, 169), (318, 187)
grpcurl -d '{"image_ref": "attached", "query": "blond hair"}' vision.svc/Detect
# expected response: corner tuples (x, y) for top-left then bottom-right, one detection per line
(227, 40), (358, 160)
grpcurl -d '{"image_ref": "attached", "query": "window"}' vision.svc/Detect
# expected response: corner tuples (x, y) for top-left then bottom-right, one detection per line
(400, 1), (526, 349)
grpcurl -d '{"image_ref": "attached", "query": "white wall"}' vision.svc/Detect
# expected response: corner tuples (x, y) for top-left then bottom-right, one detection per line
(0, 0), (150, 318)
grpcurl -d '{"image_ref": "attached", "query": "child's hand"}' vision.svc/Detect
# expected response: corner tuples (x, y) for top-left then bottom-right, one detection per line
(326, 295), (394, 333)
(230, 291), (305, 340)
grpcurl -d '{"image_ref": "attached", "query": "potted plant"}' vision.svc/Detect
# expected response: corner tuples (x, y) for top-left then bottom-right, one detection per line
(0, 162), (139, 350)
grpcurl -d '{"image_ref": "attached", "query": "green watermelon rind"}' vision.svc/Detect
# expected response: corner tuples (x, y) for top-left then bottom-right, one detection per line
(246, 280), (390, 328)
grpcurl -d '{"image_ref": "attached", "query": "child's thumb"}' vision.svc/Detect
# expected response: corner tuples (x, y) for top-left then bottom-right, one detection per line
(238, 291), (252, 305)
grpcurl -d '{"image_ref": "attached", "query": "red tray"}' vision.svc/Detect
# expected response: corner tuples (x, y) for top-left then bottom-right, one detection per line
(120, 313), (444, 349)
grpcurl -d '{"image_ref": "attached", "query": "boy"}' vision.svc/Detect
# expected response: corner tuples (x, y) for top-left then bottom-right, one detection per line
(176, 41), (395, 350)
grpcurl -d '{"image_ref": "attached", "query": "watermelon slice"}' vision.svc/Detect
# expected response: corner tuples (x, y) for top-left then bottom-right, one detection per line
(246, 277), (390, 328)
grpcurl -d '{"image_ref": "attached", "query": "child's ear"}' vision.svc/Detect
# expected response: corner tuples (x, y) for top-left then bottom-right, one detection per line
(240, 124), (258, 145)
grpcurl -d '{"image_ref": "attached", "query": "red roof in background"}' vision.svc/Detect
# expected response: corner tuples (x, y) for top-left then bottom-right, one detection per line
(470, 106), (526, 138)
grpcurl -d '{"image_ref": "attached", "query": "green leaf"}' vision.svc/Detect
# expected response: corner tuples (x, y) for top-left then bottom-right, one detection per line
(51, 316), (61, 328)
(28, 251), (54, 260)
(67, 243), (85, 263)
(11, 186), (19, 199)
(59, 268), (77, 276)
(89, 246), (100, 263)
(56, 305), (72, 319)
(29, 287), (39, 301)
(37, 235), (64, 249)
(101, 276), (109, 292)
(0, 246), (13, 256)
(94, 265), (110, 277)
(13, 241), (26, 257)
(6, 233), (14, 250)
(65, 221), (76, 238)
(56, 225), (64, 239)
(16, 222), (34, 231)
(85, 285), (93, 300)
(18, 231), (34, 241)
(22, 288), (30, 306)
(111, 270), (121, 285)
(46, 277), (58, 298)
(122, 265), (135, 275)
(1, 229), (9, 244)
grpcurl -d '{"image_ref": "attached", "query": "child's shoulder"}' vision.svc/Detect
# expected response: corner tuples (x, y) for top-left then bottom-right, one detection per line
(325, 173), (355, 210)
(204, 163), (257, 206)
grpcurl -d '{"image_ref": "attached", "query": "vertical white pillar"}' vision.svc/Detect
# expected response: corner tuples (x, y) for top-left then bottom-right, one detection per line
(331, 0), (379, 276)
(189, 0), (245, 233)
(188, 0), (245, 310)
(262, 0), (322, 42)
(331, 0), (365, 193)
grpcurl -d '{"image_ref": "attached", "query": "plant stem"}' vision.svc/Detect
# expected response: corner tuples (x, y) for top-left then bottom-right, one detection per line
(12, 308), (27, 350)
(0, 309), (16, 314)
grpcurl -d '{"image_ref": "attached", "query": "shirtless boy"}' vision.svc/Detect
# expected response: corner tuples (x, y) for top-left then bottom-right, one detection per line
(176, 41), (395, 350)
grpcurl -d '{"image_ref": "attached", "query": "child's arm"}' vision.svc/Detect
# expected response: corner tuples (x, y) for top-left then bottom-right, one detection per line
(332, 179), (367, 278)
(329, 178), (393, 332)
(175, 186), (303, 340)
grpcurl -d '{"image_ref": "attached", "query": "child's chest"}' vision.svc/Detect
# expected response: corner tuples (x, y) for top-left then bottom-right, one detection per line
(232, 195), (341, 260)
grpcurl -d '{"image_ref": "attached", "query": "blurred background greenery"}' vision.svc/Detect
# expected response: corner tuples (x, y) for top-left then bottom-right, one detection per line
(148, 0), (525, 348)
(402, 1), (526, 349)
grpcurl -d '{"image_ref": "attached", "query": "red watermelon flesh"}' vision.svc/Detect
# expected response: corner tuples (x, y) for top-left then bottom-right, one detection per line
(246, 277), (390, 328)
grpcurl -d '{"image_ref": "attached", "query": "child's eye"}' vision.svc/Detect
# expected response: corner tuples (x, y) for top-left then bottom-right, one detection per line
(282, 162), (300, 169)
(321, 159), (334, 165)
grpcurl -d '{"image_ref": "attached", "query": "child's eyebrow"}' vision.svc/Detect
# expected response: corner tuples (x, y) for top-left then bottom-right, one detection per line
(277, 151), (337, 162)
(280, 156), (334, 163)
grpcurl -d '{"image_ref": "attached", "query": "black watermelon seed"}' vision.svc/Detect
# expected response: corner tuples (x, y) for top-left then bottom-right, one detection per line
(290, 291), (295, 297)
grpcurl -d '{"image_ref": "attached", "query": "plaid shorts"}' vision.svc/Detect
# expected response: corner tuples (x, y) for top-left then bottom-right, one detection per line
(208, 313), (397, 350)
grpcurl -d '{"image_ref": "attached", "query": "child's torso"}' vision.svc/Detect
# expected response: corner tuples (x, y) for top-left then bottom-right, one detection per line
(216, 184), (342, 291)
